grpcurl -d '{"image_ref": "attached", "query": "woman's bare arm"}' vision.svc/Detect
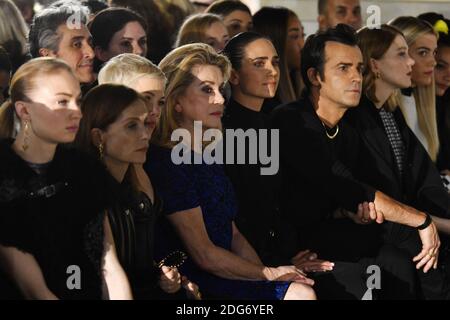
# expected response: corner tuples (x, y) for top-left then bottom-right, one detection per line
(0, 245), (58, 300)
(102, 215), (133, 300)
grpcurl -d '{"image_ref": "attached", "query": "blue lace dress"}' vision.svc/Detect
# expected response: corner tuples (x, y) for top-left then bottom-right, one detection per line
(145, 144), (291, 300)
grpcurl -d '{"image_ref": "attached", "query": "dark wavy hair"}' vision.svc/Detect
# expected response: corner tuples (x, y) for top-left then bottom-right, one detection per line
(109, 0), (173, 64)
(301, 24), (357, 95)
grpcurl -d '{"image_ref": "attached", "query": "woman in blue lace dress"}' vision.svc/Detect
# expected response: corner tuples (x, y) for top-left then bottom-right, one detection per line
(144, 43), (316, 300)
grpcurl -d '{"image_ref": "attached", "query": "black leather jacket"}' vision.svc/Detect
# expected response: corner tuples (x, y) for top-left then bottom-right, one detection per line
(107, 182), (162, 299)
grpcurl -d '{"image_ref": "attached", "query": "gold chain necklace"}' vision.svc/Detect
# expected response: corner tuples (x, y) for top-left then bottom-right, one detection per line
(322, 122), (339, 139)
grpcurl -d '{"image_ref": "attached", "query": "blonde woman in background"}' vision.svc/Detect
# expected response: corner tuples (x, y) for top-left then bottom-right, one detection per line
(389, 16), (440, 162)
(418, 13), (450, 180)
(175, 13), (230, 52)
(0, 0), (30, 72)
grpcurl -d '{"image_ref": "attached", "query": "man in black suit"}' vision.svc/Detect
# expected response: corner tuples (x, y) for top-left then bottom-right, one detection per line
(272, 24), (446, 299)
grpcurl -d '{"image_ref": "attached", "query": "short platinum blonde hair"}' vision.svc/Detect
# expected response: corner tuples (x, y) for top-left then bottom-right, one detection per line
(98, 53), (166, 86)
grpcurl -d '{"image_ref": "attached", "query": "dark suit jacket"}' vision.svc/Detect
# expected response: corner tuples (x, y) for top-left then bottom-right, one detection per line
(346, 95), (450, 219)
(271, 97), (381, 259)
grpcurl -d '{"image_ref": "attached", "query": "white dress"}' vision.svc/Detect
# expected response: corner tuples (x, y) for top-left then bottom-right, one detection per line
(400, 93), (430, 154)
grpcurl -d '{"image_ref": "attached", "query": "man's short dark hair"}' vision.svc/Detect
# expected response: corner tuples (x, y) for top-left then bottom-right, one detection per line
(301, 23), (357, 94)
(28, 2), (89, 57)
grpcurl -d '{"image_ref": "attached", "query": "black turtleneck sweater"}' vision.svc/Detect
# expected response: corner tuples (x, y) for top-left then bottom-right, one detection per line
(222, 98), (290, 265)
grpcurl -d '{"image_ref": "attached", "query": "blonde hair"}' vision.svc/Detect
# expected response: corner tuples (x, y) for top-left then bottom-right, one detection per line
(98, 53), (166, 86)
(98, 53), (166, 144)
(156, 43), (231, 148)
(389, 16), (439, 161)
(175, 13), (224, 48)
(357, 25), (405, 111)
(0, 57), (74, 139)
(0, 0), (29, 56)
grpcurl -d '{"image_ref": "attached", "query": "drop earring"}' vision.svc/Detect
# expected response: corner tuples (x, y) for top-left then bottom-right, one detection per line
(22, 120), (30, 152)
(98, 142), (104, 160)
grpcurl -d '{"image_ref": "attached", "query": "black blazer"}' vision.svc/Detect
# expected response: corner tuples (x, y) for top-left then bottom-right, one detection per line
(346, 95), (450, 219)
(271, 97), (380, 257)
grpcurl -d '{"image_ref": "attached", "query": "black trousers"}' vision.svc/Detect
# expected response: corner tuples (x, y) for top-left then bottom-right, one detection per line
(297, 219), (419, 299)
(384, 222), (450, 300)
(359, 244), (417, 299)
(312, 261), (367, 300)
(0, 271), (22, 299)
(311, 244), (417, 300)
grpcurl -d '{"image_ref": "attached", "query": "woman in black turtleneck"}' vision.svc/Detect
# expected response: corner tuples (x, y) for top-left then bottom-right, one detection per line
(221, 32), (289, 265)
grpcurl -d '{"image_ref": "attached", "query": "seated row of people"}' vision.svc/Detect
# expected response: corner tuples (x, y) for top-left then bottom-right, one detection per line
(0, 2), (449, 300)
(2, 0), (447, 178)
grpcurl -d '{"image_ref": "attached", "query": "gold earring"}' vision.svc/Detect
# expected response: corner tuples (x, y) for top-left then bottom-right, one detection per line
(98, 143), (104, 160)
(376, 72), (381, 79)
(22, 120), (29, 152)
